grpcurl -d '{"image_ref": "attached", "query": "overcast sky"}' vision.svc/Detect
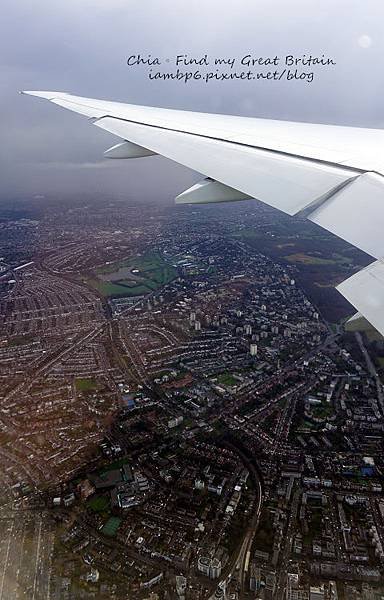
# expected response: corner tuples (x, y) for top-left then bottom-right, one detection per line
(1, 0), (384, 203)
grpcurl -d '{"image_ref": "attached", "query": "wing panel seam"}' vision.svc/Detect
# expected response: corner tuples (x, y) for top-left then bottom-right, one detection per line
(93, 114), (365, 175)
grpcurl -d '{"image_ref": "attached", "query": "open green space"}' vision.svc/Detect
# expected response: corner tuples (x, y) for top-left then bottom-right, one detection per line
(216, 373), (238, 387)
(87, 495), (109, 513)
(311, 402), (334, 419)
(75, 377), (97, 392)
(85, 253), (177, 298)
(101, 516), (121, 537)
(284, 253), (337, 266)
(284, 252), (353, 267)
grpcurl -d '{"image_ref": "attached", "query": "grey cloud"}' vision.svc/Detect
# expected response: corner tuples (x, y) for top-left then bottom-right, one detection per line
(1, 0), (384, 202)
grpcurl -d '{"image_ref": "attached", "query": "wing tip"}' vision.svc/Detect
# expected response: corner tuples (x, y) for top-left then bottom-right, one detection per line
(19, 90), (66, 100)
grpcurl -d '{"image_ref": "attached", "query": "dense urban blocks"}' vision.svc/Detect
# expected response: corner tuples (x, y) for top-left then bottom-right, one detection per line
(0, 199), (383, 599)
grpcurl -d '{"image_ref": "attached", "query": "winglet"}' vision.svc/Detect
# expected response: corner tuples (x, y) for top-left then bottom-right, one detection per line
(20, 90), (65, 100)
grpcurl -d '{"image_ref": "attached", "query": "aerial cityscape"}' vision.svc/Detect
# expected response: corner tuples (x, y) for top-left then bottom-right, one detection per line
(0, 195), (383, 599)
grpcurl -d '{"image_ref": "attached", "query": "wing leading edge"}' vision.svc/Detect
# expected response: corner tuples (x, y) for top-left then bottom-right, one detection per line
(21, 91), (384, 336)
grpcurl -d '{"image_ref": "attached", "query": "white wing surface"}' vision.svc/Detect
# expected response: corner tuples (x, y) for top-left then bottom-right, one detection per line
(22, 91), (384, 335)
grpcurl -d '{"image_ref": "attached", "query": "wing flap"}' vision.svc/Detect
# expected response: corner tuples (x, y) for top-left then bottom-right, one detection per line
(337, 260), (384, 337)
(308, 172), (384, 260)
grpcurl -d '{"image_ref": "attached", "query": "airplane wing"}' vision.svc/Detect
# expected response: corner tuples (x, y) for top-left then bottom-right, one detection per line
(21, 91), (384, 336)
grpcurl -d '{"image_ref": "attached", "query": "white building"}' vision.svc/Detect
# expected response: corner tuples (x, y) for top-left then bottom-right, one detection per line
(250, 343), (258, 356)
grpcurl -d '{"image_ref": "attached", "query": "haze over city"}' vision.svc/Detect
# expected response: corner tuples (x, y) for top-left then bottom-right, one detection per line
(1, 2), (384, 600)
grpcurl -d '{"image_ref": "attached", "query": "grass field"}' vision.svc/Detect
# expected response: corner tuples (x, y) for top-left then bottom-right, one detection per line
(101, 516), (121, 537)
(86, 253), (177, 298)
(284, 252), (353, 266)
(75, 377), (97, 392)
(284, 252), (338, 266)
(87, 495), (109, 513)
(217, 373), (238, 387)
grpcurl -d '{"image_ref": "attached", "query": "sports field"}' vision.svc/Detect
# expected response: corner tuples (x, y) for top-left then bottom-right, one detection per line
(86, 253), (177, 298)
(217, 372), (238, 387)
(101, 516), (121, 537)
(75, 377), (97, 392)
